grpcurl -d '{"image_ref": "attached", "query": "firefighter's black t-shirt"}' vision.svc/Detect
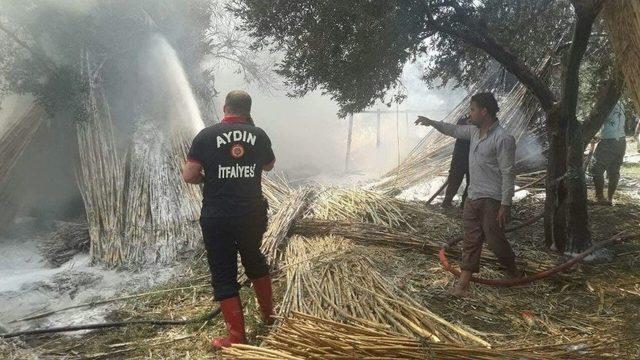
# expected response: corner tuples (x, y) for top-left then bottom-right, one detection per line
(187, 121), (275, 218)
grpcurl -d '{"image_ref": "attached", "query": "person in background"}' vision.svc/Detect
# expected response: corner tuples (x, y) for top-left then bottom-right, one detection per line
(441, 116), (471, 208)
(182, 90), (276, 349)
(590, 101), (626, 205)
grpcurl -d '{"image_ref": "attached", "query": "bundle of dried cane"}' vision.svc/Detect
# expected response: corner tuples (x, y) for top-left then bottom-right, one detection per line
(262, 173), (294, 212)
(259, 188), (315, 266)
(223, 312), (541, 359)
(308, 187), (438, 230)
(292, 217), (457, 251)
(279, 236), (490, 347)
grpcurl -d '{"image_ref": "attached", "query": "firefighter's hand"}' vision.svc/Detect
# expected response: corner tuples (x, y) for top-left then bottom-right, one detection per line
(497, 205), (510, 228)
(440, 242), (450, 251)
(415, 116), (434, 127)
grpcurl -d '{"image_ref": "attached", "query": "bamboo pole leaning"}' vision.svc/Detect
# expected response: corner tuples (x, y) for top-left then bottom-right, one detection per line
(0, 103), (47, 233)
(76, 51), (127, 266)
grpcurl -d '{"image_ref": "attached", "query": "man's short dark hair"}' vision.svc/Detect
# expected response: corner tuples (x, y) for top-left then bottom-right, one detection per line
(471, 92), (500, 117)
(225, 90), (252, 116)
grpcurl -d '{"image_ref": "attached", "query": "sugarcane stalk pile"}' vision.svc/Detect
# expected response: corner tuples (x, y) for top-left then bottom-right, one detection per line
(260, 188), (315, 266)
(76, 52), (203, 267)
(291, 218), (455, 252)
(308, 187), (427, 230)
(279, 235), (490, 347)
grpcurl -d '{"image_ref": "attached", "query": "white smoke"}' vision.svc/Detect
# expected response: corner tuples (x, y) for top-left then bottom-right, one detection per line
(0, 94), (36, 139)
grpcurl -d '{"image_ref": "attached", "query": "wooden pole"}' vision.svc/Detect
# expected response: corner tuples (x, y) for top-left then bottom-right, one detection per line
(396, 105), (400, 167)
(376, 108), (381, 148)
(345, 114), (353, 172)
(405, 111), (409, 137)
(426, 180), (449, 205)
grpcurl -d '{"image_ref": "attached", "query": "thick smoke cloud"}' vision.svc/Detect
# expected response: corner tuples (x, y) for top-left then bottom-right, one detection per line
(213, 59), (466, 181)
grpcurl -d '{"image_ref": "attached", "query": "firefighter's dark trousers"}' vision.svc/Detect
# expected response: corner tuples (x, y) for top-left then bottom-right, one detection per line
(200, 208), (270, 301)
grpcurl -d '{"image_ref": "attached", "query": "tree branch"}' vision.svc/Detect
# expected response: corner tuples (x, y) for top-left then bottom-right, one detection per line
(560, 0), (603, 119)
(581, 70), (624, 147)
(432, 2), (557, 112)
(0, 19), (57, 73)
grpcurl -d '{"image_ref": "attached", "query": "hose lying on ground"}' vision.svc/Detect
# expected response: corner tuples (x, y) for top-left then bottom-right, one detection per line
(0, 279), (253, 339)
(440, 231), (639, 287)
(0, 309), (221, 339)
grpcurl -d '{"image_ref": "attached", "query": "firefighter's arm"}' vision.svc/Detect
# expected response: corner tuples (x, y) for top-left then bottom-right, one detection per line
(263, 158), (275, 172)
(182, 161), (204, 184)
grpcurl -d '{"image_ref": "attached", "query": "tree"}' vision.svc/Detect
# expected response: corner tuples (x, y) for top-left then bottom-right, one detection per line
(231, 0), (623, 252)
(0, 0), (270, 124)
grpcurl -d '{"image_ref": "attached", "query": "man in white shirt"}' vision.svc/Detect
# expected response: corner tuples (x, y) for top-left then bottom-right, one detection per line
(590, 102), (626, 205)
(416, 92), (520, 297)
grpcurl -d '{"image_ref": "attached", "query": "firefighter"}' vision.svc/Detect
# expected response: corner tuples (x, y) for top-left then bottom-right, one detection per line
(182, 90), (276, 349)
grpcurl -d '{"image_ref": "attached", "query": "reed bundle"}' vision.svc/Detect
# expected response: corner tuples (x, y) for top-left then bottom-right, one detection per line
(77, 53), (202, 267)
(604, 0), (640, 115)
(0, 104), (47, 185)
(260, 188), (314, 267)
(123, 119), (202, 265)
(308, 187), (426, 230)
(224, 311), (619, 360)
(76, 59), (127, 265)
(262, 172), (294, 212)
(291, 218), (454, 252)
(279, 236), (490, 347)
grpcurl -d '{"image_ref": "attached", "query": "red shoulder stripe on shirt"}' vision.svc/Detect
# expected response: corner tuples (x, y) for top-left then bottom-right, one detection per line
(187, 157), (202, 165)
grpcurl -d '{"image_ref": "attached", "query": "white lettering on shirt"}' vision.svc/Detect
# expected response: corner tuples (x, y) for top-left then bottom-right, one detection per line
(216, 130), (258, 148)
(217, 164), (257, 179)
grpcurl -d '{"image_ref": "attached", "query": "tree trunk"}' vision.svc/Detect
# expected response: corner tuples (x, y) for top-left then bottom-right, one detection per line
(544, 106), (568, 251)
(565, 117), (592, 252)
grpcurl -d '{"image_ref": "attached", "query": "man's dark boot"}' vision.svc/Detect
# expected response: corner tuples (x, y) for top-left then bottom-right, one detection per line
(252, 275), (275, 325)
(211, 297), (246, 350)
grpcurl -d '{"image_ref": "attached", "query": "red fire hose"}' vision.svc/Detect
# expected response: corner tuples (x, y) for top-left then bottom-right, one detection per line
(440, 225), (638, 287)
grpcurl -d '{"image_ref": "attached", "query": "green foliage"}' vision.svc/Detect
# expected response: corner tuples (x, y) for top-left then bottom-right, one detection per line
(231, 0), (614, 116)
(36, 67), (89, 122)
